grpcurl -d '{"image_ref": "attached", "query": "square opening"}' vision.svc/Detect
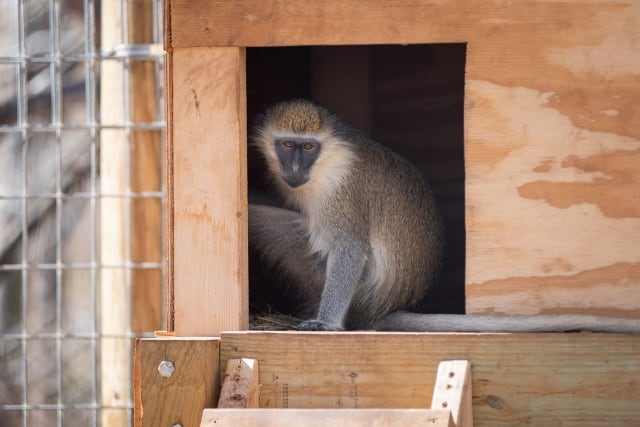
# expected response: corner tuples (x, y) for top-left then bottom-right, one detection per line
(247, 44), (466, 324)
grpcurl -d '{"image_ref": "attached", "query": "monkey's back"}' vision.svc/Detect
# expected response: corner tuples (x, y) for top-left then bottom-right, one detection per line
(338, 138), (445, 329)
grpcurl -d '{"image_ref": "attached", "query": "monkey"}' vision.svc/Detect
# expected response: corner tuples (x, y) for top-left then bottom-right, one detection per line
(249, 99), (640, 333)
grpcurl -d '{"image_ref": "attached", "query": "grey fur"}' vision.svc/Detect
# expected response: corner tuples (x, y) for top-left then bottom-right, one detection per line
(250, 99), (640, 333)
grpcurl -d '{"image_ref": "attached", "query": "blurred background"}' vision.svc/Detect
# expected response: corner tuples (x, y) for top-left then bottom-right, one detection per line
(0, 0), (165, 425)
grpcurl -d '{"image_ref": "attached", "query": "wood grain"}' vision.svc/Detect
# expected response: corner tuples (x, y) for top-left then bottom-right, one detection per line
(220, 331), (640, 426)
(431, 361), (473, 427)
(201, 409), (454, 427)
(134, 338), (220, 427)
(168, 47), (248, 335)
(217, 358), (260, 408)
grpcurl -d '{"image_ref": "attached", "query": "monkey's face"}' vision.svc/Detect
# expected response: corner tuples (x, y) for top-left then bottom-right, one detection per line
(274, 137), (322, 188)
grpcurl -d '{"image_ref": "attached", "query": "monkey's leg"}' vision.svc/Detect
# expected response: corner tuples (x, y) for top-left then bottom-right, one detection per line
(374, 312), (640, 333)
(249, 204), (325, 312)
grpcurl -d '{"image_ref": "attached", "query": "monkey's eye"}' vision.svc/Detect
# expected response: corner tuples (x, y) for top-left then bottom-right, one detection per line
(281, 140), (294, 149)
(302, 142), (315, 151)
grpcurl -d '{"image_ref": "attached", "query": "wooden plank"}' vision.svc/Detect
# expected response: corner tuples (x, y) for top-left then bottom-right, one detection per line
(134, 338), (220, 427)
(217, 358), (260, 408)
(431, 361), (472, 427)
(168, 46), (248, 335)
(166, 0), (640, 53)
(128, 0), (164, 334)
(201, 409), (453, 427)
(166, 0), (473, 47)
(220, 332), (640, 426)
(100, 0), (129, 424)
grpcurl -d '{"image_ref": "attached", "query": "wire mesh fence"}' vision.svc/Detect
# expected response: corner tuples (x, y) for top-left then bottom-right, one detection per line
(0, 0), (165, 425)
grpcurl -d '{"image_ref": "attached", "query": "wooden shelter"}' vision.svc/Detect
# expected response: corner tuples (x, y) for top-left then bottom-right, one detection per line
(135, 1), (640, 426)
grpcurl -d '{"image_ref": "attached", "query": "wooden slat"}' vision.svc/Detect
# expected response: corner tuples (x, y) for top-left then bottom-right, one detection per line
(220, 332), (640, 426)
(431, 361), (472, 427)
(134, 338), (220, 427)
(217, 358), (260, 408)
(100, 1), (128, 424)
(168, 46), (248, 335)
(128, 0), (163, 333)
(200, 409), (454, 427)
(166, 0), (474, 48)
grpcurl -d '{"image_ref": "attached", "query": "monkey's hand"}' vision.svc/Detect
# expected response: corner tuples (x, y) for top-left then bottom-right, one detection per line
(297, 319), (344, 331)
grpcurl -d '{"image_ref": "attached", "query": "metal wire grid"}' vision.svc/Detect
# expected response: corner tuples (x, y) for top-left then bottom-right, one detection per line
(0, 0), (165, 425)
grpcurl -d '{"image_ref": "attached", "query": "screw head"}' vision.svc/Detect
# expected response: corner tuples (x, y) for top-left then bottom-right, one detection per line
(158, 360), (175, 377)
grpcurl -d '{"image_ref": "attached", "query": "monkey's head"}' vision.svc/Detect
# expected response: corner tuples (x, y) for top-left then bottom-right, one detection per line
(254, 100), (356, 199)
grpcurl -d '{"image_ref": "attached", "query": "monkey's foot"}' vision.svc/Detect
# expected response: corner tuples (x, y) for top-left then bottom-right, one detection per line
(296, 319), (343, 331)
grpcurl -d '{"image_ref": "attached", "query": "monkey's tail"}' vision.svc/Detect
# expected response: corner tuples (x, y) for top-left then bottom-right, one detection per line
(373, 311), (640, 333)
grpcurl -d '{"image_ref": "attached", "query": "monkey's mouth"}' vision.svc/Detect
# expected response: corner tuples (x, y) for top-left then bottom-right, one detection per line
(281, 173), (309, 188)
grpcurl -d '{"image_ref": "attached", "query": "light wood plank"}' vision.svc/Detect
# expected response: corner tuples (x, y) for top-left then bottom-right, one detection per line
(217, 358), (260, 408)
(134, 338), (220, 427)
(128, 0), (164, 333)
(220, 331), (640, 426)
(100, 1), (129, 424)
(201, 409), (453, 427)
(431, 361), (472, 427)
(166, 0), (474, 47)
(168, 47), (248, 335)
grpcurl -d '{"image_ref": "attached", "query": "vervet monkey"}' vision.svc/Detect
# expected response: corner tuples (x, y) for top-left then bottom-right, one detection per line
(249, 99), (639, 333)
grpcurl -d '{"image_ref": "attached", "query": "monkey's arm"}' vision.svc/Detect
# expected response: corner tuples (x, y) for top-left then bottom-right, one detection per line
(297, 244), (367, 331)
(374, 312), (640, 333)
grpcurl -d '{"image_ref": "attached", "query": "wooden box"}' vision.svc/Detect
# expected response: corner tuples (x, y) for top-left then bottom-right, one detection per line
(135, 2), (640, 426)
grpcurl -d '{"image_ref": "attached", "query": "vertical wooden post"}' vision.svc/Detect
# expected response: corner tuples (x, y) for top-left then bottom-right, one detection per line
(166, 46), (248, 336)
(100, 0), (129, 424)
(127, 0), (163, 333)
(101, 1), (163, 425)
(431, 360), (473, 427)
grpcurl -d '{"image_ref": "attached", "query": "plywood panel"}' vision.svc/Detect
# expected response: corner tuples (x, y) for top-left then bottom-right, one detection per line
(462, 2), (640, 316)
(168, 47), (248, 335)
(220, 331), (640, 426)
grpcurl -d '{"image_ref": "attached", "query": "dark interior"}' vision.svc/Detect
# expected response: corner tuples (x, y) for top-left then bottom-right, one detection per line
(247, 44), (466, 317)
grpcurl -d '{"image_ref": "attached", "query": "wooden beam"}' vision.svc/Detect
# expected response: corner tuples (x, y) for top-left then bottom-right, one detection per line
(100, 0), (129, 424)
(128, 0), (164, 334)
(220, 332), (640, 426)
(166, 0), (473, 47)
(134, 338), (220, 427)
(200, 409), (454, 427)
(167, 46), (248, 335)
(217, 358), (260, 408)
(431, 361), (473, 427)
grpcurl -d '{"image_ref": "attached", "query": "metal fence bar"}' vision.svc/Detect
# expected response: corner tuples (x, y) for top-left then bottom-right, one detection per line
(84, 2), (99, 424)
(16, 1), (29, 425)
(0, 1), (165, 425)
